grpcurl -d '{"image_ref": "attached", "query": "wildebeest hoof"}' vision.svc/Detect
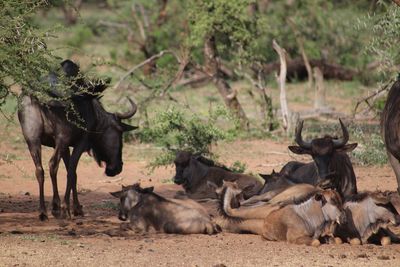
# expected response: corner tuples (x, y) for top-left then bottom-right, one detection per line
(73, 206), (84, 217)
(334, 237), (343, 245)
(349, 238), (361, 245)
(39, 213), (49, 221)
(51, 209), (62, 219)
(311, 239), (321, 247)
(381, 236), (391, 246)
(60, 207), (71, 219)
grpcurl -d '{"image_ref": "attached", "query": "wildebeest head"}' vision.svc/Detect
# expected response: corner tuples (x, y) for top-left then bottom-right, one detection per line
(110, 183), (154, 221)
(60, 59), (80, 77)
(288, 119), (357, 181)
(173, 151), (209, 190)
(317, 189), (346, 225)
(338, 192), (400, 243)
(91, 98), (138, 176)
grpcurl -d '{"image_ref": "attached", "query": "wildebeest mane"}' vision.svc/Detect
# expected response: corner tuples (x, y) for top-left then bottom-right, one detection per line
(195, 155), (232, 172)
(276, 190), (319, 208)
(328, 152), (357, 197)
(132, 183), (168, 202)
(344, 192), (369, 203)
(86, 98), (116, 166)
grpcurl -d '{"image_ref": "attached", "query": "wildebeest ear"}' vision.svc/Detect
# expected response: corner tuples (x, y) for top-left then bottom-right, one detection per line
(288, 146), (311, 155)
(315, 193), (327, 206)
(259, 173), (273, 183)
(142, 186), (154, 193)
(120, 122), (138, 132)
(336, 143), (358, 153)
(110, 191), (122, 198)
(206, 181), (219, 192)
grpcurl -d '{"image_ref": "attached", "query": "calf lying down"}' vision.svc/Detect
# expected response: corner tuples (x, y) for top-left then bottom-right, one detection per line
(111, 183), (220, 234)
(212, 182), (344, 246)
(334, 191), (400, 245)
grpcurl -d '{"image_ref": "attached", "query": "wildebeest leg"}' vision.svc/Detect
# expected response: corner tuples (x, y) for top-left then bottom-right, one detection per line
(49, 145), (68, 218)
(62, 141), (86, 218)
(60, 149), (71, 219)
(387, 152), (400, 195)
(27, 142), (47, 221)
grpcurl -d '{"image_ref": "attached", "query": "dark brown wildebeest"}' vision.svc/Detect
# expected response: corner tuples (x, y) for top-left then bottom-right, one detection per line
(173, 151), (263, 199)
(334, 191), (400, 245)
(212, 181), (344, 246)
(18, 60), (137, 220)
(287, 119), (358, 198)
(382, 80), (400, 195)
(110, 183), (220, 234)
(240, 171), (296, 206)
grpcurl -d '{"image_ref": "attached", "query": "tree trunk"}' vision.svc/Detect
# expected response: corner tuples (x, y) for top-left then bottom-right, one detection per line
(313, 67), (326, 110)
(61, 0), (82, 25)
(272, 40), (290, 133)
(204, 36), (248, 128)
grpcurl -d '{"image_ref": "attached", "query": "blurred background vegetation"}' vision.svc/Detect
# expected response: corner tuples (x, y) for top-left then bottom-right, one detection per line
(1, 0), (400, 168)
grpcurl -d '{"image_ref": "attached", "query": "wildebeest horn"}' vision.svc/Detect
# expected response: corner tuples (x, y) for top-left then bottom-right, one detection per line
(332, 118), (349, 148)
(115, 97), (137, 119)
(295, 120), (311, 149)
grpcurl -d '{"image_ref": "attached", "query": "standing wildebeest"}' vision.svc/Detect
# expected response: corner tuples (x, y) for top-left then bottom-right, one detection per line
(18, 60), (137, 220)
(173, 151), (263, 200)
(382, 79), (400, 195)
(110, 183), (220, 234)
(287, 119), (358, 198)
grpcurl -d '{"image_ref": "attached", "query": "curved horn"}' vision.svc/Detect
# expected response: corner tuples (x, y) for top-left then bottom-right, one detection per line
(115, 97), (137, 119)
(294, 120), (311, 149)
(333, 118), (349, 148)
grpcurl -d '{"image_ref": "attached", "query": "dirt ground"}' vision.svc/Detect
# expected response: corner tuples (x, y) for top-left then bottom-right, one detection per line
(1, 139), (400, 267)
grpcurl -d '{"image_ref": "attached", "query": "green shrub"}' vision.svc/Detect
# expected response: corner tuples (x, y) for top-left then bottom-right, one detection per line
(137, 105), (238, 170)
(228, 160), (247, 174)
(67, 25), (94, 48)
(350, 126), (387, 166)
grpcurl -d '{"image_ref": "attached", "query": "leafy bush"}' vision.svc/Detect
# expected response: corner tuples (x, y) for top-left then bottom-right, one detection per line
(350, 126), (387, 166)
(228, 160), (247, 174)
(137, 105), (238, 170)
(67, 25), (94, 48)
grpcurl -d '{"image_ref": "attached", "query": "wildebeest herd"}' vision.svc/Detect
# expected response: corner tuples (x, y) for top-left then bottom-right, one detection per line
(16, 60), (400, 247)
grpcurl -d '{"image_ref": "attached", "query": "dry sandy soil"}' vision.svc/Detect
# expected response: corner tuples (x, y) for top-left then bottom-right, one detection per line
(1, 137), (400, 267)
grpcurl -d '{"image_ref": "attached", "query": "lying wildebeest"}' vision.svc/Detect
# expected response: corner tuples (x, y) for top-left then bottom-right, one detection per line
(334, 191), (400, 245)
(173, 151), (263, 199)
(212, 181), (344, 246)
(110, 183), (220, 234)
(212, 181), (318, 220)
(18, 59), (137, 220)
(382, 79), (400, 195)
(287, 119), (358, 198)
